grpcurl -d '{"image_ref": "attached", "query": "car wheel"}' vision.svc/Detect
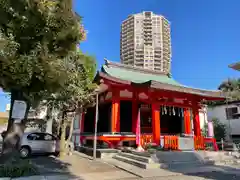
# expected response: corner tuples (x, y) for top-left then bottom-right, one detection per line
(20, 146), (30, 158)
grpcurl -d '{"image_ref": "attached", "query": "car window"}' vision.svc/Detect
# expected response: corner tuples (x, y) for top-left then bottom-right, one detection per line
(43, 133), (57, 141)
(44, 134), (54, 141)
(27, 133), (43, 141)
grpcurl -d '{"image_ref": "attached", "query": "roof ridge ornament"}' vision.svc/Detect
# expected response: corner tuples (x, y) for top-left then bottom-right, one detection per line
(104, 58), (110, 66)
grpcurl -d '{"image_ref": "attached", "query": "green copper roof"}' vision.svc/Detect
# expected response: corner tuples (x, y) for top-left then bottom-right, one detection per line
(102, 64), (182, 86)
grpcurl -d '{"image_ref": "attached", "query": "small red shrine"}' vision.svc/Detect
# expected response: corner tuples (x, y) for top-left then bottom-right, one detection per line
(76, 60), (225, 151)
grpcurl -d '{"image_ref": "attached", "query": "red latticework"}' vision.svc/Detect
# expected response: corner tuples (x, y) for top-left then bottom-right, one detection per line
(140, 134), (153, 148)
(163, 135), (179, 150)
(194, 136), (205, 150)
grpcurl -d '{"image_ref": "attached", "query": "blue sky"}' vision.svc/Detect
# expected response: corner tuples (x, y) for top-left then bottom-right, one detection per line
(1, 0), (239, 111)
(75, 0), (240, 88)
(0, 91), (10, 112)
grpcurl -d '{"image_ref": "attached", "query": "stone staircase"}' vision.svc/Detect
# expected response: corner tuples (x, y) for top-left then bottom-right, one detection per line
(113, 151), (161, 169)
(112, 150), (216, 170)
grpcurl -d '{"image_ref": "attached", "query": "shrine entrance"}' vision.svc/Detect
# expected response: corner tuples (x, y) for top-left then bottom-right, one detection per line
(140, 103), (152, 134)
(160, 106), (183, 135)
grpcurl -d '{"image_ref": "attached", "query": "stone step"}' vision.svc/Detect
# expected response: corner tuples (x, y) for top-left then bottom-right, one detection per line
(130, 150), (152, 158)
(113, 155), (160, 169)
(118, 152), (154, 163)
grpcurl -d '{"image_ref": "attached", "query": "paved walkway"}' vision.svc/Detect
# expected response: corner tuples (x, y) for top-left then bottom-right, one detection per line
(29, 153), (136, 180)
(3, 151), (240, 180)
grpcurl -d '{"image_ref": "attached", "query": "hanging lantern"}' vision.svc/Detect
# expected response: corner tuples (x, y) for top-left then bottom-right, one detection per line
(173, 107), (176, 116)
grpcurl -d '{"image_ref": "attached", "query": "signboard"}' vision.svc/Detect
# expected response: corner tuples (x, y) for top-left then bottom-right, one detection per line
(11, 100), (27, 120)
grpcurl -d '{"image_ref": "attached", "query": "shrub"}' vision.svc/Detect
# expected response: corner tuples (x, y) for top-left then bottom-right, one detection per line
(0, 154), (39, 178)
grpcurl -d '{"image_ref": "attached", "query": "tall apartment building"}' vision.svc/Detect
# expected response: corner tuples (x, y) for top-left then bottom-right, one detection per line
(120, 11), (171, 73)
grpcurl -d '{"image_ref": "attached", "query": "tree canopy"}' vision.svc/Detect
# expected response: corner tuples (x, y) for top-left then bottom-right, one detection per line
(218, 78), (240, 101)
(206, 78), (240, 106)
(48, 50), (97, 112)
(0, 0), (96, 155)
(0, 0), (83, 104)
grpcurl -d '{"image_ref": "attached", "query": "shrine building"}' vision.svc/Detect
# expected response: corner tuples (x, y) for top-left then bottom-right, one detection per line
(73, 59), (225, 150)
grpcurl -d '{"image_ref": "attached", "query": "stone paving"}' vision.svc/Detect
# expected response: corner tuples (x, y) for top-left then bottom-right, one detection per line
(120, 172), (240, 180)
(29, 153), (135, 180)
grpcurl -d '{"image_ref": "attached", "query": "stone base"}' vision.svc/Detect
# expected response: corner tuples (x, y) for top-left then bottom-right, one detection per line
(76, 146), (119, 158)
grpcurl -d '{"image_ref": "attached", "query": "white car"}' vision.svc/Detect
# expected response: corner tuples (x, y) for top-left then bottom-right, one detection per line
(19, 132), (60, 158)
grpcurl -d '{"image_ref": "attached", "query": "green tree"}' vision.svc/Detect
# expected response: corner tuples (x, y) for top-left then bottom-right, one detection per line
(205, 78), (240, 106)
(46, 51), (97, 157)
(201, 118), (226, 141)
(212, 118), (226, 141)
(218, 78), (240, 101)
(0, 0), (83, 154)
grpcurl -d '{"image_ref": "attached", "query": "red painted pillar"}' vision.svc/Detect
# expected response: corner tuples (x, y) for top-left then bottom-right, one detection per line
(132, 91), (138, 133)
(193, 106), (201, 136)
(152, 103), (160, 145)
(184, 108), (191, 134)
(111, 90), (120, 133)
(80, 112), (85, 133)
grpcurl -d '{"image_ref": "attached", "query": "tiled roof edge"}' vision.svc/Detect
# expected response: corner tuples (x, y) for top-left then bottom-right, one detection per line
(104, 58), (170, 77)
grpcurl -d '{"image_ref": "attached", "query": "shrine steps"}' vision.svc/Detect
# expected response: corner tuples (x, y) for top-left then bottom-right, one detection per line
(113, 152), (161, 169)
(113, 151), (216, 169)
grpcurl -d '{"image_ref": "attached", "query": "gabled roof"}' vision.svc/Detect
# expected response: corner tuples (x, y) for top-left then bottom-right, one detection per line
(96, 59), (226, 100)
(102, 61), (180, 86)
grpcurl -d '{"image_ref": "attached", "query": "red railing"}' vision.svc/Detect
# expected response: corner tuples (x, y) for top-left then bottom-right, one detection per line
(140, 134), (153, 148)
(164, 135), (179, 150)
(204, 137), (219, 151)
(194, 136), (205, 150)
(194, 136), (218, 151)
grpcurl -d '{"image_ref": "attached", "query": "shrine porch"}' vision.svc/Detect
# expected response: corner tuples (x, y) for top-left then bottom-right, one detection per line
(76, 132), (218, 151)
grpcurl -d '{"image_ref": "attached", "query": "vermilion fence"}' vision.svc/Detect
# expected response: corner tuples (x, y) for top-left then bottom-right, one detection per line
(194, 136), (205, 150)
(163, 135), (179, 150)
(140, 134), (153, 148)
(204, 137), (219, 151)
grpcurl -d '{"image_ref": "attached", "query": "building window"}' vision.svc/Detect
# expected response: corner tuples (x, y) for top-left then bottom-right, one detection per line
(225, 107), (238, 119)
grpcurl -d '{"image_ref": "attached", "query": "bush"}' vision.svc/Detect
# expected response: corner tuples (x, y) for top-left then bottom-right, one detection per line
(0, 154), (39, 178)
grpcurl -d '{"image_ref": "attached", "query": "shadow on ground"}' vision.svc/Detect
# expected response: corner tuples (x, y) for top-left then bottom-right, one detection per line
(30, 155), (82, 179)
(156, 151), (240, 180)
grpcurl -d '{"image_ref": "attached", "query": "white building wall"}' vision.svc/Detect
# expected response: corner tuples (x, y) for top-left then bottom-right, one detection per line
(207, 103), (240, 140)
